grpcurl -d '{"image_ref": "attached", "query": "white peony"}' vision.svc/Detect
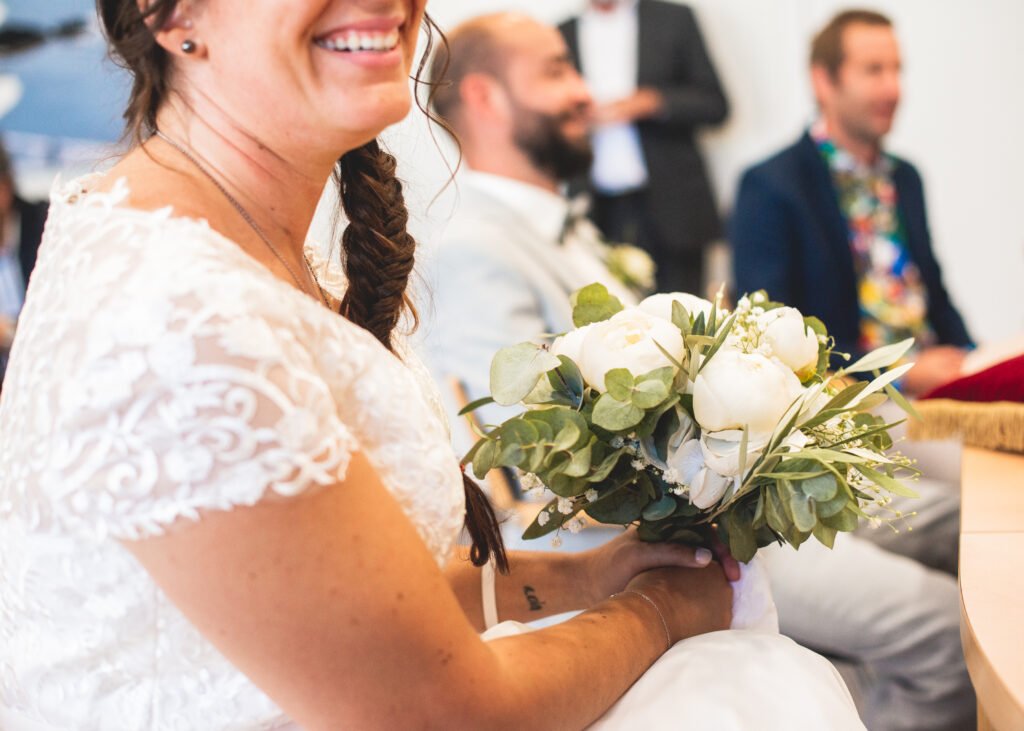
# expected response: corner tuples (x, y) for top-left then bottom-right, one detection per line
(699, 429), (770, 477)
(759, 307), (819, 377)
(688, 467), (731, 509)
(693, 348), (804, 437)
(638, 292), (715, 324)
(577, 308), (685, 390)
(550, 323), (595, 365)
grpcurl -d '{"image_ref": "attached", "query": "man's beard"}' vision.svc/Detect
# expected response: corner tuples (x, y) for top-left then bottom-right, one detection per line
(511, 102), (593, 182)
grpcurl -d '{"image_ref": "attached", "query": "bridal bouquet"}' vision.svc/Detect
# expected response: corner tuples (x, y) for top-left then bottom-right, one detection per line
(461, 284), (919, 562)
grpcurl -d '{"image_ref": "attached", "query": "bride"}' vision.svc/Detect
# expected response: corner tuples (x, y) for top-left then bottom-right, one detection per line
(0, 0), (864, 728)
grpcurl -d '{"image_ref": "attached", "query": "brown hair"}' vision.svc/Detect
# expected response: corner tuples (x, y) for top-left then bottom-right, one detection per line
(96, 0), (507, 571)
(810, 9), (892, 79)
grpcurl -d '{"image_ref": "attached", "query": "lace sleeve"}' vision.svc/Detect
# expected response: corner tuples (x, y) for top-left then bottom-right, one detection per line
(1, 190), (359, 542)
(39, 295), (357, 541)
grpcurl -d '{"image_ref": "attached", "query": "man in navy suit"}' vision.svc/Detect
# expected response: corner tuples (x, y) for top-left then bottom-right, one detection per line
(560, 0), (727, 296)
(732, 9), (971, 397)
(730, 11), (975, 729)
(0, 138), (48, 390)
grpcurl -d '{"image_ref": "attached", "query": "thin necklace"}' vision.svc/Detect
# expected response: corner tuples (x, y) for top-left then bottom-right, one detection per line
(154, 130), (329, 308)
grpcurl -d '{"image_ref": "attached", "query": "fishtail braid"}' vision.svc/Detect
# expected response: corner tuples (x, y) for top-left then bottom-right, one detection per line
(335, 139), (508, 572)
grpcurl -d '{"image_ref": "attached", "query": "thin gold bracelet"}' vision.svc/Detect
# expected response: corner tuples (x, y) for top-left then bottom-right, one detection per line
(611, 589), (672, 651)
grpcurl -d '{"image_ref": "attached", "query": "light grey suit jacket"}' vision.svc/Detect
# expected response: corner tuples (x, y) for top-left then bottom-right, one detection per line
(418, 178), (620, 446)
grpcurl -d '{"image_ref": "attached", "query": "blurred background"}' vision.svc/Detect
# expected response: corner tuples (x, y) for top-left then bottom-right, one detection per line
(1, 0), (1021, 344)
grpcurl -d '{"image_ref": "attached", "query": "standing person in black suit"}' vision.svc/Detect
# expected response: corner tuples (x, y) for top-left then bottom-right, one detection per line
(0, 137), (48, 389)
(560, 0), (728, 296)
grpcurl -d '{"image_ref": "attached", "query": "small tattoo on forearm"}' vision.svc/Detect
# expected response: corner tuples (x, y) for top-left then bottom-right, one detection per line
(523, 585), (545, 612)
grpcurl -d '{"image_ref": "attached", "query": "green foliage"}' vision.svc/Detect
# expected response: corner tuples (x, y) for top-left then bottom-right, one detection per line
(571, 283), (624, 327)
(489, 343), (560, 406)
(466, 283), (919, 563)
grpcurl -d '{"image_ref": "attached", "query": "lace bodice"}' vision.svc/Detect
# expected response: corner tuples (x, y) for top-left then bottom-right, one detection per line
(0, 177), (465, 730)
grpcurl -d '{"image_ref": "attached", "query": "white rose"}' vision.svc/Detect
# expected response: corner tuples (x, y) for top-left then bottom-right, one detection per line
(699, 429), (770, 477)
(688, 467), (731, 509)
(760, 307), (819, 377)
(578, 308), (685, 390)
(638, 292), (714, 324)
(693, 348), (804, 437)
(550, 323), (595, 366)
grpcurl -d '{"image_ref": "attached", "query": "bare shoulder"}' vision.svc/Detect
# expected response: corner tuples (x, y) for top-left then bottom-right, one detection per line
(90, 146), (237, 229)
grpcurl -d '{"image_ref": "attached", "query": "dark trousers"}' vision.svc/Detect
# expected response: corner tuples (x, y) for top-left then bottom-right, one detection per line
(591, 189), (704, 295)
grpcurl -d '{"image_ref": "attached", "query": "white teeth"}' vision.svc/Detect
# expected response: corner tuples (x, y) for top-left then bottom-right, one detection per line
(315, 29), (399, 52)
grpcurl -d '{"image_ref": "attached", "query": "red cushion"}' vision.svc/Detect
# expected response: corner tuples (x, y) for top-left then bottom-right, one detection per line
(920, 354), (1024, 402)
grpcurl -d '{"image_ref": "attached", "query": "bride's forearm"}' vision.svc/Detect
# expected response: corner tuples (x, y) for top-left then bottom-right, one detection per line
(446, 546), (591, 631)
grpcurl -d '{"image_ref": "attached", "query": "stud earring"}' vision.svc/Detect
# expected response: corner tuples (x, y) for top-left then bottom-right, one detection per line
(181, 39), (197, 54)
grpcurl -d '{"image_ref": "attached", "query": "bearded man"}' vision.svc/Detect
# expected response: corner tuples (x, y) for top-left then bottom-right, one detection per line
(420, 12), (646, 436)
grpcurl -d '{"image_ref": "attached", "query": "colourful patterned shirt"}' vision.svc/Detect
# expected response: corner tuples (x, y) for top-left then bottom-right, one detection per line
(811, 121), (935, 353)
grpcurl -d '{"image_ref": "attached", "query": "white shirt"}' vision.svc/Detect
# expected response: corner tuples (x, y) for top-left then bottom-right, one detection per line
(578, 0), (649, 193)
(459, 171), (635, 304)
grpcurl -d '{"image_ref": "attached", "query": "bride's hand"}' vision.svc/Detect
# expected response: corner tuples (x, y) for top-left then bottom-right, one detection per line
(625, 563), (734, 643)
(578, 528), (720, 606)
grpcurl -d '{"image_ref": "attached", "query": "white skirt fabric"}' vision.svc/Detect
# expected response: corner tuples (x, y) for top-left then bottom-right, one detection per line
(482, 623), (865, 731)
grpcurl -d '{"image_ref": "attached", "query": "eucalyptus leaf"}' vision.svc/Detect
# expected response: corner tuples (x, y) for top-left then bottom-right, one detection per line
(587, 449), (624, 482)
(499, 441), (525, 468)
(631, 379), (670, 409)
(490, 343), (561, 406)
(551, 422), (582, 453)
(797, 473), (838, 501)
(592, 393), (645, 431)
(547, 356), (585, 407)
(635, 394), (681, 439)
(637, 366), (676, 388)
(571, 283), (624, 327)
(812, 522), (838, 549)
(788, 490), (817, 532)
(471, 439), (500, 480)
(781, 524), (812, 549)
(642, 495), (678, 521)
(604, 368), (634, 401)
(460, 437), (486, 468)
(668, 529), (704, 544)
(500, 419), (540, 450)
(584, 484), (648, 524)
(820, 505), (859, 532)
(765, 485), (791, 534)
(547, 473), (589, 498)
(814, 487), (851, 519)
(562, 440), (594, 477)
(725, 507), (757, 563)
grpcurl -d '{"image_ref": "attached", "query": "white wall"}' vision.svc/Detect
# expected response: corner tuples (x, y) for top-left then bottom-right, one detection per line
(386, 0), (1024, 344)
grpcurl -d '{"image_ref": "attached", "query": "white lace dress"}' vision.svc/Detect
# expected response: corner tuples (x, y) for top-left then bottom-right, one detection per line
(0, 177), (864, 730)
